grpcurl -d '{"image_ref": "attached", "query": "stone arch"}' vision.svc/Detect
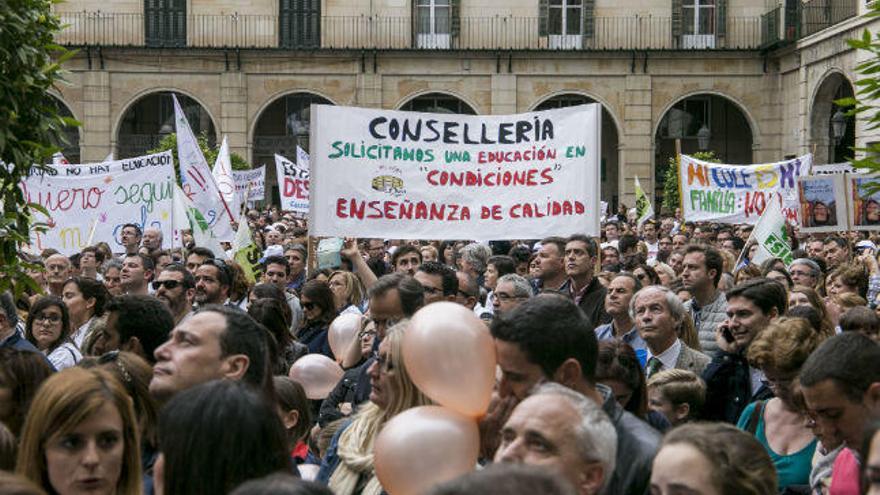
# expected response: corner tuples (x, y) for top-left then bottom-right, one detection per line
(530, 92), (623, 208)
(653, 90), (760, 144)
(527, 90), (624, 138)
(46, 93), (81, 164)
(248, 88), (339, 146)
(394, 90), (480, 115)
(113, 88), (218, 159)
(809, 69), (855, 164)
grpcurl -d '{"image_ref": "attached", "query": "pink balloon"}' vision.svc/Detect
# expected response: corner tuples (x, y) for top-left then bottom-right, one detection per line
(403, 302), (496, 417)
(327, 313), (363, 362)
(288, 354), (344, 399)
(375, 406), (479, 495)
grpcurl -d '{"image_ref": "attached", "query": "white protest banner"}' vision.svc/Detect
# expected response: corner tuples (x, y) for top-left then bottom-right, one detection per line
(679, 153), (811, 225)
(211, 136), (239, 223)
(20, 151), (174, 255)
(275, 153), (310, 214)
(233, 166), (266, 203)
(173, 94), (235, 241)
(813, 162), (856, 175)
(309, 104), (601, 240)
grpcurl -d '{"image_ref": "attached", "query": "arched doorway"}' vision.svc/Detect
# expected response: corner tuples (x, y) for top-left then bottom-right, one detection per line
(46, 95), (80, 164)
(116, 92), (216, 159)
(655, 94), (754, 208)
(252, 92), (334, 205)
(399, 92), (477, 114)
(810, 73), (856, 164)
(534, 94), (620, 209)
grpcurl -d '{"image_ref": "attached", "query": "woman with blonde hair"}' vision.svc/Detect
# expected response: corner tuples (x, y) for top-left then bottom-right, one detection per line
(317, 322), (431, 494)
(737, 317), (826, 491)
(328, 271), (366, 316)
(16, 367), (142, 495)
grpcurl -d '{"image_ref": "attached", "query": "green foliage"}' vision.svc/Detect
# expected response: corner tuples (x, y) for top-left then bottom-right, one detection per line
(661, 151), (720, 214)
(0, 0), (73, 297)
(148, 133), (251, 182)
(838, 2), (880, 194)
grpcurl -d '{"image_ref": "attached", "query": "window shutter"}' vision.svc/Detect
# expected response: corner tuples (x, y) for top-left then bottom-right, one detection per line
(411, 0), (418, 47)
(538, 0), (549, 37)
(716, 0), (727, 38)
(671, 0), (683, 44)
(582, 0), (595, 39)
(451, 0), (460, 37)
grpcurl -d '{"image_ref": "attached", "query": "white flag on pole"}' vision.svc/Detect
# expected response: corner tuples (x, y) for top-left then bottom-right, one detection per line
(173, 94), (235, 242)
(634, 176), (655, 227)
(211, 136), (239, 223)
(748, 199), (794, 268)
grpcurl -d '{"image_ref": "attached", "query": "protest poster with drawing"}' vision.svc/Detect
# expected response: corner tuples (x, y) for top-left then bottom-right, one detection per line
(678, 154), (811, 225)
(849, 174), (880, 231)
(797, 174), (847, 233)
(20, 151), (175, 255)
(308, 104), (601, 240)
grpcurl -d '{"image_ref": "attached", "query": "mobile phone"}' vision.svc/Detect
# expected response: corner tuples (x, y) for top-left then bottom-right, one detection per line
(721, 327), (734, 343)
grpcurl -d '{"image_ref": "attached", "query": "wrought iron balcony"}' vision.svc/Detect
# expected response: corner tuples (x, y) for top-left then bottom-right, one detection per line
(55, 12), (763, 51)
(761, 0), (858, 47)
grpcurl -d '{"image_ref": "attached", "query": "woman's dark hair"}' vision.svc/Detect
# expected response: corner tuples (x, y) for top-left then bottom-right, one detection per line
(273, 376), (312, 447)
(595, 340), (647, 418)
(366, 257), (389, 278)
(300, 280), (337, 326)
(0, 349), (53, 437)
(64, 277), (111, 318)
(438, 240), (457, 266)
(249, 298), (293, 348)
(158, 380), (290, 495)
(487, 255), (517, 278)
(230, 474), (333, 495)
(25, 296), (71, 353)
(250, 283), (288, 305)
(632, 264), (661, 287)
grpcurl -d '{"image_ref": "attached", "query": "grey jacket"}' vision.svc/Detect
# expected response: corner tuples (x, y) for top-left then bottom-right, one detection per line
(675, 343), (712, 376)
(684, 291), (727, 355)
(597, 383), (661, 495)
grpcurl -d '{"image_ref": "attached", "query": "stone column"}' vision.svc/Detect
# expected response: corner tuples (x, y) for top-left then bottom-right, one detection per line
(220, 72), (248, 159)
(621, 74), (653, 208)
(490, 74), (517, 114)
(356, 73), (383, 108)
(80, 71), (111, 162)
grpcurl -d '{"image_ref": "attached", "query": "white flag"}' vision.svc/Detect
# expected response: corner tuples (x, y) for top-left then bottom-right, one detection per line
(211, 136), (239, 223)
(749, 200), (794, 267)
(173, 94), (235, 242)
(634, 176), (655, 227)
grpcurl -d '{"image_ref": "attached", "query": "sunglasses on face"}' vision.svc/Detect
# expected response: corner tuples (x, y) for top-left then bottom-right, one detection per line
(152, 280), (185, 290)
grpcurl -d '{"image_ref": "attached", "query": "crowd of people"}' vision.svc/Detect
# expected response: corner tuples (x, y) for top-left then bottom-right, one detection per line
(1, 203), (880, 495)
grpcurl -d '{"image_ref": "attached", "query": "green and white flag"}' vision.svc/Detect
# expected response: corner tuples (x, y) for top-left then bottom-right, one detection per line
(232, 220), (263, 284)
(749, 199), (794, 267)
(634, 176), (655, 226)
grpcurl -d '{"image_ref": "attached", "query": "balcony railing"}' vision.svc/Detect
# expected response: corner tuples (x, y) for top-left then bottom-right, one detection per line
(55, 12), (763, 50)
(801, 0), (858, 38)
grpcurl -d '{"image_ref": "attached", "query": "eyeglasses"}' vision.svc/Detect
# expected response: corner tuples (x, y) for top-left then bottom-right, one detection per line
(302, 302), (316, 311)
(152, 280), (185, 290)
(491, 292), (523, 303)
(359, 329), (377, 339)
(34, 313), (61, 324)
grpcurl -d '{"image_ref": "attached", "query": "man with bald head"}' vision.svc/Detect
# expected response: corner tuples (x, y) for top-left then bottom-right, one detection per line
(142, 227), (164, 254)
(45, 254), (71, 296)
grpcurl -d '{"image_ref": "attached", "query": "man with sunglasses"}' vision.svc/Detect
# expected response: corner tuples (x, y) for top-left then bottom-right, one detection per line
(153, 264), (196, 325)
(414, 261), (458, 305)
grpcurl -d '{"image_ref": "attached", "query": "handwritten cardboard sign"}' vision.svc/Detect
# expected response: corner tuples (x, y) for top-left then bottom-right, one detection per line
(679, 154), (811, 225)
(21, 151), (175, 255)
(308, 104), (601, 240)
(233, 166), (266, 203)
(276, 153), (310, 214)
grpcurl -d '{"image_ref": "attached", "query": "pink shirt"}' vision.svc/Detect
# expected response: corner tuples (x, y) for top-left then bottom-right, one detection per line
(829, 447), (860, 495)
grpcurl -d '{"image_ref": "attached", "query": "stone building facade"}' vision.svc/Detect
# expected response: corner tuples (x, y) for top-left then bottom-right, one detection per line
(49, 0), (879, 208)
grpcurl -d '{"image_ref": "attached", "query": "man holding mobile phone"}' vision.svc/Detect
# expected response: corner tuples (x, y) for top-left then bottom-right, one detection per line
(701, 279), (787, 423)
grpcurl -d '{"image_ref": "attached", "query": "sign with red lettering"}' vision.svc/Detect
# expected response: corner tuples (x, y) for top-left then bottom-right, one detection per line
(275, 152), (309, 214)
(20, 151), (175, 254)
(308, 104), (601, 240)
(679, 153), (810, 225)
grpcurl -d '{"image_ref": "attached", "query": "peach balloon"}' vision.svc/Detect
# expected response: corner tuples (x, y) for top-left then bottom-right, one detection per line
(288, 354), (344, 399)
(328, 313), (363, 361)
(403, 302), (496, 417)
(375, 406), (479, 495)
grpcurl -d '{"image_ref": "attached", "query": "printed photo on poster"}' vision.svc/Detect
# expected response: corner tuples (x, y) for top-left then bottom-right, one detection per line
(798, 175), (846, 233)
(850, 175), (880, 231)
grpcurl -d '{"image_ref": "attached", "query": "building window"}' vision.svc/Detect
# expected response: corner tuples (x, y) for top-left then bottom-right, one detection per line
(144, 0), (186, 48)
(659, 96), (710, 139)
(416, 0), (452, 49)
(400, 93), (476, 114)
(548, 0), (583, 49)
(280, 0), (320, 49)
(682, 0), (716, 48)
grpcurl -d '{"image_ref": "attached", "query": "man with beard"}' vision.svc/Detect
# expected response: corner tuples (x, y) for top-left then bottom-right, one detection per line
(142, 227), (163, 255)
(194, 259), (232, 307)
(153, 264), (195, 325)
(532, 237), (568, 292)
